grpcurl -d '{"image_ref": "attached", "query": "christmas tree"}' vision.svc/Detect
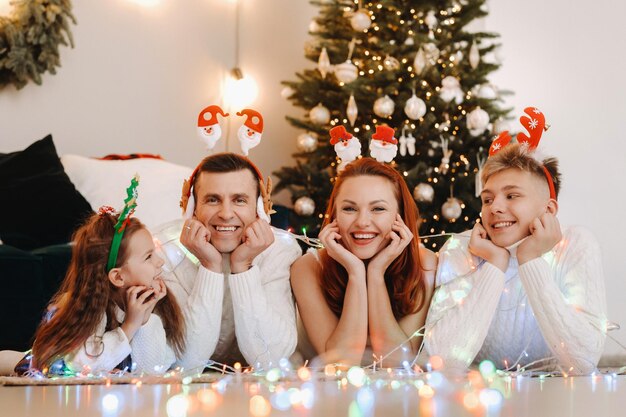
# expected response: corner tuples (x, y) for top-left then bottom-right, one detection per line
(274, 0), (511, 249)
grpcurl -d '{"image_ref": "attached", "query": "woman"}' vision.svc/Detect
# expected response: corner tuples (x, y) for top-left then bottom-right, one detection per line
(291, 158), (436, 366)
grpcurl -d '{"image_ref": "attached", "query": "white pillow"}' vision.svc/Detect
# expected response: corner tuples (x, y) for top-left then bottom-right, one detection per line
(61, 155), (192, 230)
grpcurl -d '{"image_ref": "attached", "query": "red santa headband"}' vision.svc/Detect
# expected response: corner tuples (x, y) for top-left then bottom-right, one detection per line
(237, 109), (264, 133)
(329, 125), (353, 145)
(488, 107), (556, 200)
(371, 125), (398, 145)
(198, 105), (229, 127)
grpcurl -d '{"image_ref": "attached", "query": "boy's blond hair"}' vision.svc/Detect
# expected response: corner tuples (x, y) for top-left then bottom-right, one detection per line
(481, 143), (561, 199)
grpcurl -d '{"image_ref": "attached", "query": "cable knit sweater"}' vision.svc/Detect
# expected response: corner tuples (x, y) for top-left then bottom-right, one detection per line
(425, 226), (607, 375)
(163, 227), (301, 371)
(65, 309), (175, 375)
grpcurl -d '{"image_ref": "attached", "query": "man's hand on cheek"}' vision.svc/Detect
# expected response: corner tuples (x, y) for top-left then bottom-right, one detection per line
(517, 213), (561, 265)
(230, 218), (275, 273)
(468, 223), (510, 272)
(180, 219), (223, 273)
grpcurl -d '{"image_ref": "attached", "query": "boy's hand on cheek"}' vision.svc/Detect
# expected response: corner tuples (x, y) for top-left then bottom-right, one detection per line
(230, 218), (274, 273)
(180, 219), (222, 273)
(517, 213), (562, 265)
(469, 223), (509, 272)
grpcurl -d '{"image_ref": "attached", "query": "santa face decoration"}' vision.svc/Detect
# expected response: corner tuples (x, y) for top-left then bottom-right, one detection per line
(236, 109), (264, 156)
(369, 125), (398, 163)
(197, 105), (229, 150)
(334, 137), (362, 164)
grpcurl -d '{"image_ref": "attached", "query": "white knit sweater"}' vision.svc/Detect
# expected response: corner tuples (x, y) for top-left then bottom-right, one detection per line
(163, 227), (301, 371)
(65, 309), (175, 375)
(425, 226), (607, 375)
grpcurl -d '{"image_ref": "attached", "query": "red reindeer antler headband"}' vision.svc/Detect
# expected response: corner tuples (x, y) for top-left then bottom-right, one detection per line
(488, 107), (555, 200)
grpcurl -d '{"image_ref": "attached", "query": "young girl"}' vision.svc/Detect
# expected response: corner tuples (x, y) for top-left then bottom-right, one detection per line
(291, 158), (436, 366)
(5, 179), (186, 377)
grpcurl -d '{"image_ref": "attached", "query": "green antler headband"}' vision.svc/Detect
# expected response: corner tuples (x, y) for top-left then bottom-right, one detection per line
(106, 175), (140, 272)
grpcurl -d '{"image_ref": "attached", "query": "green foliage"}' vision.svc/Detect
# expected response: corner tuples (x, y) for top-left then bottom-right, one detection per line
(274, 0), (512, 249)
(0, 0), (75, 90)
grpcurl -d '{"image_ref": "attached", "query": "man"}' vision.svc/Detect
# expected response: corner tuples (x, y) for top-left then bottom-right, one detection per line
(163, 153), (301, 371)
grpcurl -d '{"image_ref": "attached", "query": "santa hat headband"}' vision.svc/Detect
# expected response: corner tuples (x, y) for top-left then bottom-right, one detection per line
(196, 105), (264, 154)
(488, 107), (556, 200)
(179, 155), (274, 223)
(329, 124), (399, 167)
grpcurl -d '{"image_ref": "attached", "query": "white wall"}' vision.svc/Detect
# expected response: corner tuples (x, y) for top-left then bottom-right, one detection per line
(0, 0), (312, 188)
(486, 0), (626, 362)
(1, 0), (624, 361)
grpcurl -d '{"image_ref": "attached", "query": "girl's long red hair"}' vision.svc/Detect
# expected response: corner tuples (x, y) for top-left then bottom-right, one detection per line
(320, 158), (427, 318)
(31, 214), (186, 370)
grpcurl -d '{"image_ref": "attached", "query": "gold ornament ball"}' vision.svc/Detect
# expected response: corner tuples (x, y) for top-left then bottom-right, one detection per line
(294, 196), (316, 217)
(413, 183), (435, 203)
(373, 95), (395, 118)
(442, 197), (463, 221)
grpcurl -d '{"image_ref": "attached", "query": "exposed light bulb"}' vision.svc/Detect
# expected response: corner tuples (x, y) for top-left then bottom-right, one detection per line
(224, 67), (258, 109)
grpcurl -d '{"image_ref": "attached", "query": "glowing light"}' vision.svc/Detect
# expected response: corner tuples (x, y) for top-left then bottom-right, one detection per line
(271, 390), (292, 411)
(428, 371), (444, 388)
(300, 383), (315, 409)
(429, 355), (444, 370)
(224, 68), (258, 109)
(324, 364), (337, 376)
(349, 401), (364, 417)
(479, 388), (503, 408)
(463, 392), (480, 409)
(197, 389), (220, 412)
(347, 366), (367, 387)
(418, 384), (435, 399)
(266, 368), (281, 383)
(479, 360), (496, 378)
(166, 394), (190, 417)
(250, 395), (272, 417)
(101, 393), (120, 413)
(297, 366), (312, 381)
(356, 387), (375, 412)
(0, 0), (13, 16)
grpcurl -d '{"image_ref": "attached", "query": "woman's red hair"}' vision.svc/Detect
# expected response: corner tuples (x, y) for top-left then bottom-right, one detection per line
(320, 157), (427, 318)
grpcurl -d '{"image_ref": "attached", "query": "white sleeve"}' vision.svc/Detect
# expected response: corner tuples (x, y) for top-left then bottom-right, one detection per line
(65, 316), (131, 374)
(425, 235), (505, 369)
(165, 263), (224, 372)
(129, 314), (176, 374)
(229, 231), (301, 369)
(518, 227), (607, 374)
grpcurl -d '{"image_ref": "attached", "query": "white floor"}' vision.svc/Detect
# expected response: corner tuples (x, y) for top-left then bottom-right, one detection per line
(1, 373), (625, 417)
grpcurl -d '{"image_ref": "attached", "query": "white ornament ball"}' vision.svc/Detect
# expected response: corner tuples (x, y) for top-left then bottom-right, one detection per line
(294, 196), (316, 217)
(297, 132), (318, 152)
(424, 10), (438, 28)
(309, 20), (320, 33)
(413, 183), (435, 203)
(281, 86), (295, 99)
(441, 198), (462, 221)
(404, 94), (427, 120)
(373, 95), (395, 118)
(477, 84), (497, 99)
(334, 60), (358, 84)
(350, 9), (372, 31)
(466, 106), (490, 136)
(492, 118), (512, 134)
(310, 103), (331, 125)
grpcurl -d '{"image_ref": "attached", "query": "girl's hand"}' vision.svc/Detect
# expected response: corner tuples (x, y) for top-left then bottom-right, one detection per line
(319, 220), (365, 277)
(122, 286), (158, 340)
(368, 214), (413, 276)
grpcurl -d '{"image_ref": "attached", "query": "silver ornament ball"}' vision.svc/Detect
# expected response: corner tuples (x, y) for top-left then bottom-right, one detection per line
(350, 9), (372, 31)
(413, 183), (435, 203)
(441, 198), (463, 221)
(294, 196), (316, 217)
(297, 132), (318, 152)
(373, 95), (395, 118)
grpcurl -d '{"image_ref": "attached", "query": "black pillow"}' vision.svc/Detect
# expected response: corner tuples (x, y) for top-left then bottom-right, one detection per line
(0, 135), (93, 250)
